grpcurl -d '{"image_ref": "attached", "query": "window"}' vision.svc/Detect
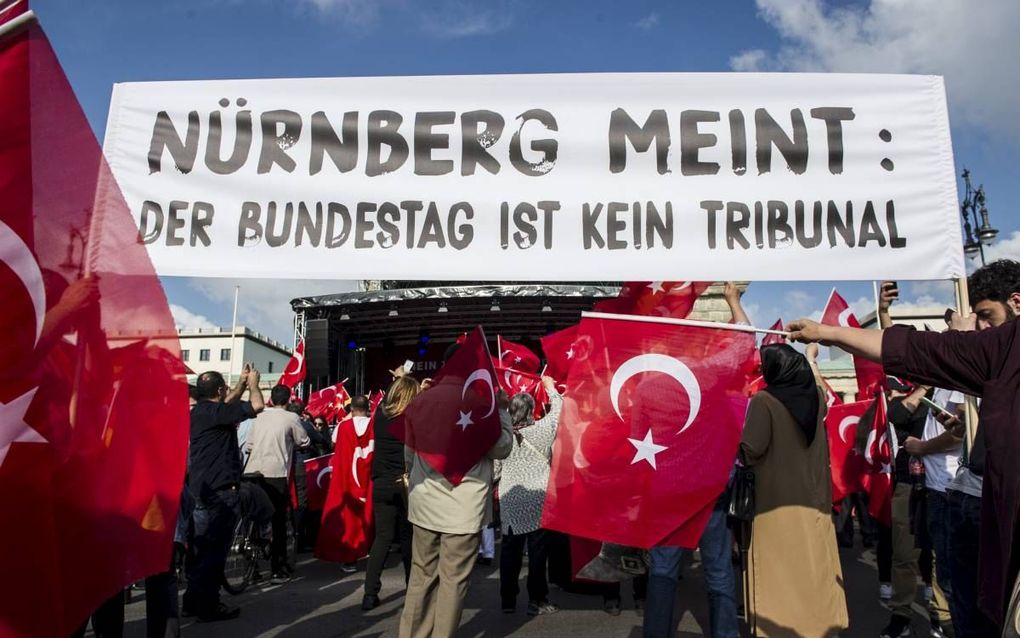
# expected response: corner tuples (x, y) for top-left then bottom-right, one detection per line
(220, 348), (231, 361)
(268, 362), (274, 373)
(181, 350), (189, 362)
(199, 349), (210, 362)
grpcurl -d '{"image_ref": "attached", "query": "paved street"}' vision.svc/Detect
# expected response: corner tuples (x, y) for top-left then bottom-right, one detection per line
(113, 537), (940, 637)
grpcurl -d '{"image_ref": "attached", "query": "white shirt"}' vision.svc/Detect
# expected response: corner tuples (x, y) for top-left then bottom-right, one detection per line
(921, 388), (964, 492)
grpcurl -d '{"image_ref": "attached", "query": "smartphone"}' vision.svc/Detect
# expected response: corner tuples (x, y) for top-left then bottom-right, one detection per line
(919, 395), (955, 419)
(885, 280), (899, 298)
(402, 359), (414, 373)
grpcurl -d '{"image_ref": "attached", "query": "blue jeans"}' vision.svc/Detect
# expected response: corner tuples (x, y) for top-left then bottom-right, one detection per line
(184, 488), (239, 614)
(643, 508), (738, 638)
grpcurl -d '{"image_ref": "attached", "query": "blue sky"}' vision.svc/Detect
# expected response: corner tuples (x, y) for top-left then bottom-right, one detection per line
(33, 0), (1020, 344)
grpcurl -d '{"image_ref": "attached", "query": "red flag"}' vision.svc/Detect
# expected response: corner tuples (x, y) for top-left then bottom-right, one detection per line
(540, 325), (580, 384)
(541, 317), (753, 548)
(593, 281), (712, 318)
(316, 416), (374, 562)
(306, 380), (351, 421)
(496, 336), (540, 373)
(761, 319), (786, 346)
(369, 390), (385, 414)
(278, 340), (307, 389)
(820, 290), (885, 398)
(823, 378), (844, 409)
(0, 11), (189, 636)
(304, 453), (334, 511)
(495, 366), (549, 419)
(825, 400), (870, 504)
(402, 326), (501, 486)
(860, 396), (893, 526)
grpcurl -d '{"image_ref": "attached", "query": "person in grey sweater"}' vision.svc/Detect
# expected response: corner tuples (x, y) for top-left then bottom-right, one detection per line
(495, 377), (562, 616)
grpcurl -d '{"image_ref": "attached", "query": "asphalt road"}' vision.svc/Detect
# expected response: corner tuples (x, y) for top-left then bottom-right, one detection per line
(115, 538), (937, 637)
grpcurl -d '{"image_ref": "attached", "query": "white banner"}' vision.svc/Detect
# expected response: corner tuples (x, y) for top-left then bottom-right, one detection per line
(103, 72), (963, 281)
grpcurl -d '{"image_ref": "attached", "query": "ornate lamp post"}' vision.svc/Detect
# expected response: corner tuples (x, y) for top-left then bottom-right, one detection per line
(960, 169), (998, 266)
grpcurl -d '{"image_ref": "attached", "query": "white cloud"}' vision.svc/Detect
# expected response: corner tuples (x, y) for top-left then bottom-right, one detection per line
(300, 0), (379, 23)
(421, 0), (514, 38)
(732, 0), (1020, 140)
(188, 278), (360, 343)
(170, 304), (218, 331)
(633, 12), (660, 31)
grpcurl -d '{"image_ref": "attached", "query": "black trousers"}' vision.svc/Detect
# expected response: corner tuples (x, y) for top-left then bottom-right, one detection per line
(500, 528), (551, 605)
(364, 479), (412, 597)
(836, 492), (878, 547)
(184, 488), (239, 614)
(71, 590), (125, 638)
(259, 477), (291, 573)
(603, 573), (648, 603)
(144, 546), (180, 638)
(947, 489), (999, 637)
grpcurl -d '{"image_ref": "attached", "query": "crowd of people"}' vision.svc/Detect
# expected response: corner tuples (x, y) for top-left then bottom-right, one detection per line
(76, 261), (1019, 638)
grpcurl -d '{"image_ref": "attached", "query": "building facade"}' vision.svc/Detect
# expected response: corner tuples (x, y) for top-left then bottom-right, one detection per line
(179, 326), (293, 387)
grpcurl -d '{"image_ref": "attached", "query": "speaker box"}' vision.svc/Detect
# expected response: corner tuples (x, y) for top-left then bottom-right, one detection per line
(305, 318), (330, 379)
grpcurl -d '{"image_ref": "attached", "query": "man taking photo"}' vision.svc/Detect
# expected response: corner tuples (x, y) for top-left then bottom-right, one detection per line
(183, 365), (264, 622)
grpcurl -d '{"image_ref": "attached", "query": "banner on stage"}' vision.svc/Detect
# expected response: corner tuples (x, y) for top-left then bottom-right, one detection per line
(102, 72), (963, 280)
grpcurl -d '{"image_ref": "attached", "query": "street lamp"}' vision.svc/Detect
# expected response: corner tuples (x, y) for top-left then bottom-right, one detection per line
(960, 169), (998, 265)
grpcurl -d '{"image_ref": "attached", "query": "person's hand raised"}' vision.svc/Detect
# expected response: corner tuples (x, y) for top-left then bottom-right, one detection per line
(786, 319), (826, 344)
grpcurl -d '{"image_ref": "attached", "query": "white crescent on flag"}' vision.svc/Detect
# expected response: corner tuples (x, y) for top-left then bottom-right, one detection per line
(0, 219), (45, 345)
(351, 441), (374, 492)
(838, 415), (860, 444)
(316, 464), (333, 488)
(610, 354), (702, 434)
(462, 369), (496, 418)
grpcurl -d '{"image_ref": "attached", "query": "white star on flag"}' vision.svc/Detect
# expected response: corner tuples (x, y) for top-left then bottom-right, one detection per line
(456, 410), (474, 431)
(0, 388), (46, 469)
(628, 429), (667, 470)
(566, 348), (574, 360)
(646, 281), (665, 295)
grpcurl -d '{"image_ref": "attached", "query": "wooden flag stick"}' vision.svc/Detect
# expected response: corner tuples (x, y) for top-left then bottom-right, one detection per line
(581, 311), (789, 337)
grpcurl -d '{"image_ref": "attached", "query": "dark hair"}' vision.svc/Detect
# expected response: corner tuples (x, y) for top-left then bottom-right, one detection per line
(350, 395), (370, 413)
(187, 384), (200, 401)
(968, 259), (1020, 306)
(270, 384), (291, 407)
(284, 401), (304, 414)
(195, 371), (226, 400)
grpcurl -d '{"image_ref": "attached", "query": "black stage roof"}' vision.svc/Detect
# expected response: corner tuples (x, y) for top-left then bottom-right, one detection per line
(291, 283), (619, 347)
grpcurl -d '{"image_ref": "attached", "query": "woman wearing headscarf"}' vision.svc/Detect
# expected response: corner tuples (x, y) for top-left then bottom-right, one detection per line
(739, 343), (848, 638)
(495, 376), (562, 616)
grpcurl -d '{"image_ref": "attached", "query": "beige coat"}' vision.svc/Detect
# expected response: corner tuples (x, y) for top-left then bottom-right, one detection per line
(405, 409), (513, 535)
(740, 389), (848, 638)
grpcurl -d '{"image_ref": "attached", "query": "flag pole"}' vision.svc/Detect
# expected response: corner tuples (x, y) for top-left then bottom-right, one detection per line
(582, 311), (789, 337)
(228, 285), (240, 385)
(0, 7), (35, 42)
(954, 276), (978, 453)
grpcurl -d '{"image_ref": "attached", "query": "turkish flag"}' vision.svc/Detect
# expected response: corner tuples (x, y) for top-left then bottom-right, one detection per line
(496, 336), (540, 373)
(402, 326), (501, 486)
(761, 318), (786, 346)
(540, 325), (580, 384)
(859, 396), (893, 526)
(316, 416), (374, 563)
(304, 453), (334, 511)
(306, 380), (351, 422)
(593, 281), (712, 318)
(369, 389), (385, 414)
(541, 316), (753, 548)
(825, 400), (870, 504)
(495, 366), (549, 419)
(0, 11), (189, 637)
(820, 290), (885, 398)
(278, 340), (307, 389)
